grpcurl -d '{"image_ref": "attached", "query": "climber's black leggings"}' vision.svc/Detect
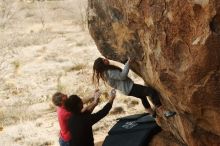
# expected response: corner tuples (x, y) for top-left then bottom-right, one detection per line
(128, 84), (162, 109)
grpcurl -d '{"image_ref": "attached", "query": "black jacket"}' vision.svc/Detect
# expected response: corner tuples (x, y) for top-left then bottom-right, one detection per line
(68, 103), (112, 146)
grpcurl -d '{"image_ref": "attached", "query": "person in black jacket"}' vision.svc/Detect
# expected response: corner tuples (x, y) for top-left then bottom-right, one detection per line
(64, 89), (116, 146)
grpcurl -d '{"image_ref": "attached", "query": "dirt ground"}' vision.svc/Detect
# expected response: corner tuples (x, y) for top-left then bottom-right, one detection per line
(0, 1), (145, 146)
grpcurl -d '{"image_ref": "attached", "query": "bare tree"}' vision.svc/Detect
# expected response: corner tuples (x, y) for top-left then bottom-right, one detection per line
(36, 1), (46, 29)
(58, 0), (88, 30)
(0, 0), (24, 29)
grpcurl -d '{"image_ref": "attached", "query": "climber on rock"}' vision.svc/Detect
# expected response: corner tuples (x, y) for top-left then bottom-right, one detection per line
(92, 57), (176, 118)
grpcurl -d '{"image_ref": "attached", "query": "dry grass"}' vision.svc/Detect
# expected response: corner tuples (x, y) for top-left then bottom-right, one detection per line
(0, 1), (145, 146)
(12, 60), (21, 73)
(110, 107), (125, 115)
(0, 0), (24, 29)
(66, 63), (87, 72)
(129, 100), (139, 106)
(56, 74), (66, 92)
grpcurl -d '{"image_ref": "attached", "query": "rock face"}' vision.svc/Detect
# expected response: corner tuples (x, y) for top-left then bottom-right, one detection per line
(88, 0), (220, 146)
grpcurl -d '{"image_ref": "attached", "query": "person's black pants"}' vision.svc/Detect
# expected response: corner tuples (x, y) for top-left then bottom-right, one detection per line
(128, 84), (162, 109)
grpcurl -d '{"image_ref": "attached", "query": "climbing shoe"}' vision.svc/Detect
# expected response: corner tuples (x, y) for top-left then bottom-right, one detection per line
(164, 111), (176, 118)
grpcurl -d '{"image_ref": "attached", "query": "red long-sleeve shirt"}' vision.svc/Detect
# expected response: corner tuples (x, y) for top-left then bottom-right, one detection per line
(57, 106), (72, 141)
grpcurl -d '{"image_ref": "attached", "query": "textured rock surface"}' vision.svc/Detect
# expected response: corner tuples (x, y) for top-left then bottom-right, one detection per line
(149, 131), (184, 146)
(88, 0), (220, 145)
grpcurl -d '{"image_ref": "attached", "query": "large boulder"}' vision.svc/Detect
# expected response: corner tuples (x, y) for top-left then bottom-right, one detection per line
(88, 0), (220, 145)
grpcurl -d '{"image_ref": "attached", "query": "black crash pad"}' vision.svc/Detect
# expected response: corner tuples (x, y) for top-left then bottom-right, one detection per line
(103, 114), (161, 146)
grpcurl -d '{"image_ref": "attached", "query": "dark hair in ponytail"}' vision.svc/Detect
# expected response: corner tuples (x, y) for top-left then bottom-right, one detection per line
(92, 57), (121, 86)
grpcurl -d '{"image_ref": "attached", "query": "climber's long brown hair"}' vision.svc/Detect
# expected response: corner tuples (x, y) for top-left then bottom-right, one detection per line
(92, 57), (121, 86)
